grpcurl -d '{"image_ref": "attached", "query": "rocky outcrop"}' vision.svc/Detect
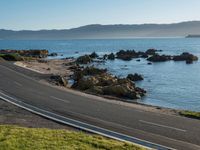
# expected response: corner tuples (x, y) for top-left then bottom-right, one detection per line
(73, 66), (107, 81)
(89, 52), (98, 58)
(76, 55), (92, 64)
(147, 52), (198, 63)
(147, 54), (171, 62)
(173, 52), (198, 62)
(145, 49), (162, 55)
(127, 73), (144, 81)
(48, 53), (58, 57)
(72, 67), (146, 100)
(50, 75), (68, 87)
(115, 49), (163, 61)
(107, 53), (115, 60)
(116, 50), (138, 61)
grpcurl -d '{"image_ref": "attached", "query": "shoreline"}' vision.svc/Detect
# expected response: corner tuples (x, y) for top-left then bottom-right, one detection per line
(14, 59), (183, 117)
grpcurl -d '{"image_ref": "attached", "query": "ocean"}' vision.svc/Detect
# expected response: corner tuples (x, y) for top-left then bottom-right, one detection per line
(1, 38), (200, 111)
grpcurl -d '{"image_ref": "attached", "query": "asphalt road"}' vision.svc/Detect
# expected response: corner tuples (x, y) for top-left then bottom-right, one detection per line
(0, 61), (200, 150)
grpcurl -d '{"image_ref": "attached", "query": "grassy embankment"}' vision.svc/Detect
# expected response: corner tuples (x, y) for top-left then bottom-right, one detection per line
(179, 111), (200, 119)
(0, 125), (145, 150)
(0, 53), (34, 61)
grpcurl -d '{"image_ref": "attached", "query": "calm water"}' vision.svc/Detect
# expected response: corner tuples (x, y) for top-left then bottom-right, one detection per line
(0, 38), (200, 111)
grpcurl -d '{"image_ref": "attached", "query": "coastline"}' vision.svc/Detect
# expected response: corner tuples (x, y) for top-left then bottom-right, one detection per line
(14, 59), (182, 117)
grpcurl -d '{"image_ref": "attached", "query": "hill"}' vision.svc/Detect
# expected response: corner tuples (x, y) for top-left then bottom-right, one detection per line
(1, 21), (200, 39)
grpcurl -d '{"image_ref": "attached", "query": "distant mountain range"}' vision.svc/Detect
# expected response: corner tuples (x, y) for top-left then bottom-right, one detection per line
(186, 34), (200, 38)
(1, 21), (200, 40)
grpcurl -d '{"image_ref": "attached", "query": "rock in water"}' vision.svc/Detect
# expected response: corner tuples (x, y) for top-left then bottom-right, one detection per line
(89, 52), (98, 58)
(107, 53), (115, 60)
(147, 54), (171, 62)
(127, 73), (144, 81)
(76, 55), (92, 64)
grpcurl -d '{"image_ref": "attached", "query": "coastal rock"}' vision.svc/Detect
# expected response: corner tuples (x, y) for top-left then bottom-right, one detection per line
(73, 66), (107, 81)
(127, 73), (144, 81)
(173, 52), (198, 62)
(50, 75), (68, 87)
(116, 50), (138, 61)
(147, 54), (171, 62)
(72, 66), (146, 100)
(145, 49), (158, 55)
(107, 53), (115, 60)
(139, 52), (148, 58)
(89, 52), (99, 58)
(103, 54), (108, 60)
(76, 55), (92, 64)
(48, 53), (58, 57)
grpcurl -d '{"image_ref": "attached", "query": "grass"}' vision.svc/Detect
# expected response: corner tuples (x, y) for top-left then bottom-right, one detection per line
(0, 53), (34, 61)
(0, 125), (145, 150)
(179, 111), (200, 119)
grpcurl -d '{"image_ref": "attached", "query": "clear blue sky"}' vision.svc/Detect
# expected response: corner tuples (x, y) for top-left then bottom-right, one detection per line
(0, 0), (200, 30)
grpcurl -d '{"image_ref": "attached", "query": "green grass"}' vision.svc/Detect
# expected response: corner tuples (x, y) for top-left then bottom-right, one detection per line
(179, 111), (200, 119)
(0, 125), (145, 150)
(0, 53), (23, 61)
(0, 53), (34, 61)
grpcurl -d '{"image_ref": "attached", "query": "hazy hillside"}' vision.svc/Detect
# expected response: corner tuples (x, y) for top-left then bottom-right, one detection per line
(1, 21), (200, 40)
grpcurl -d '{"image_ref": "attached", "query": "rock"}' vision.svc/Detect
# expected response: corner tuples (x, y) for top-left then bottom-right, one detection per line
(89, 52), (98, 58)
(186, 59), (193, 64)
(48, 53), (58, 57)
(81, 66), (107, 76)
(173, 52), (198, 62)
(102, 84), (141, 99)
(107, 53), (115, 60)
(86, 86), (103, 95)
(127, 73), (144, 81)
(76, 55), (92, 64)
(145, 49), (158, 55)
(69, 65), (80, 71)
(72, 76), (97, 90)
(116, 50), (138, 61)
(50, 75), (68, 87)
(140, 53), (149, 58)
(73, 66), (107, 81)
(136, 59), (140, 62)
(147, 62), (152, 65)
(147, 54), (171, 62)
(103, 54), (108, 60)
(72, 67), (146, 100)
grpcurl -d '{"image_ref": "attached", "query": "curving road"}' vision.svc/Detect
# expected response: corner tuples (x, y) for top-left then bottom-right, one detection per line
(0, 61), (200, 150)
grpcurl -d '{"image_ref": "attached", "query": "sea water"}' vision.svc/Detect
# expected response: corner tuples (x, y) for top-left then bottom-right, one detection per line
(1, 38), (200, 111)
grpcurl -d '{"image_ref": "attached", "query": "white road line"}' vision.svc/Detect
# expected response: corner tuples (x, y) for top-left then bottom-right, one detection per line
(0, 90), (175, 150)
(50, 96), (70, 103)
(139, 120), (187, 132)
(14, 81), (22, 87)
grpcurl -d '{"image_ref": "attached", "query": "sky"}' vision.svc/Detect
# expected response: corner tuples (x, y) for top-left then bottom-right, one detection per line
(0, 0), (200, 30)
